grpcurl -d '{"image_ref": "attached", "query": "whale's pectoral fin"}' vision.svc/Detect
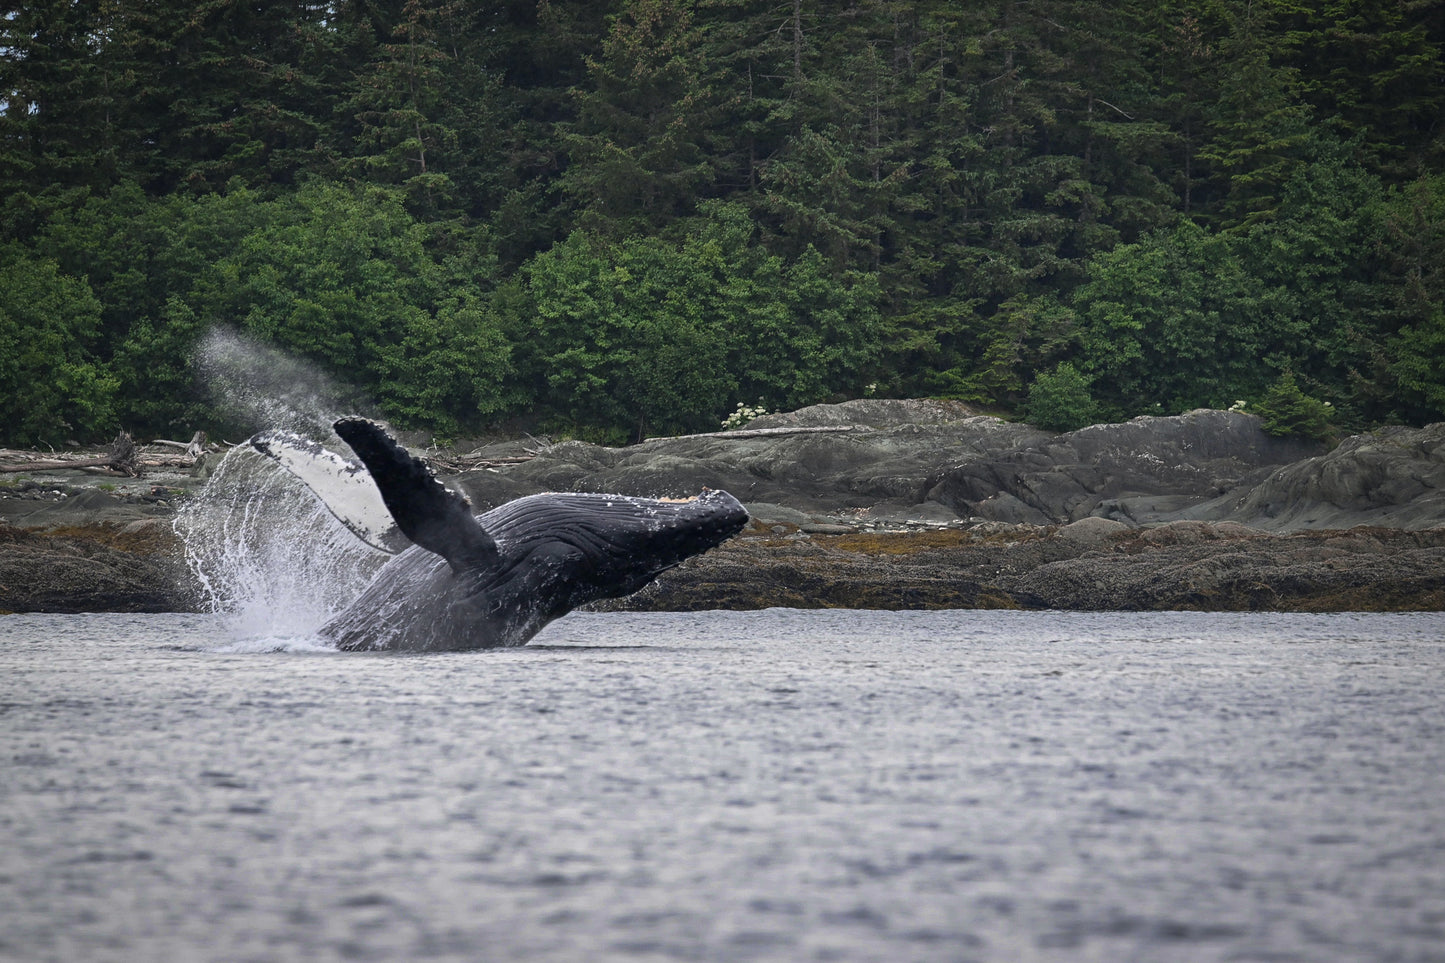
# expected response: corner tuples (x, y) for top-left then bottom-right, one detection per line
(249, 429), (409, 554)
(333, 417), (499, 574)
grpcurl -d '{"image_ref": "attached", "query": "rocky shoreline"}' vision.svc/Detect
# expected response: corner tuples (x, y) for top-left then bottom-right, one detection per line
(3, 402), (1443, 614)
(609, 519), (1445, 613)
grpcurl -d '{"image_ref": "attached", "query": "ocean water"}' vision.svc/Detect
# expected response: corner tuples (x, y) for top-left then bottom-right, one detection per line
(2, 608), (1444, 963)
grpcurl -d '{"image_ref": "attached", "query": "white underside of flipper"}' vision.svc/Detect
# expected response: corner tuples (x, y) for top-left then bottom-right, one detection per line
(249, 430), (410, 554)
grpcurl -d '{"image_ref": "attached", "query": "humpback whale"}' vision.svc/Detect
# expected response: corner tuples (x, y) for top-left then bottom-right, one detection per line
(250, 418), (748, 650)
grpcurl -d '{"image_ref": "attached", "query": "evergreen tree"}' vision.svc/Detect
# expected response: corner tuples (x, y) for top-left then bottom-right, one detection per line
(340, 0), (513, 217)
(1195, 2), (1314, 229)
(118, 0), (344, 193)
(559, 0), (719, 235)
(1268, 0), (1445, 178)
(1146, 0), (1227, 216)
(475, 0), (610, 263)
(1251, 370), (1334, 440)
(0, 0), (129, 210)
(1239, 135), (1389, 416)
(1023, 362), (1098, 432)
(1378, 173), (1445, 422)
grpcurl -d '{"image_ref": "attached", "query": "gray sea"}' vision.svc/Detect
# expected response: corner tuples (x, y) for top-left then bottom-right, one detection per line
(3, 608), (1444, 963)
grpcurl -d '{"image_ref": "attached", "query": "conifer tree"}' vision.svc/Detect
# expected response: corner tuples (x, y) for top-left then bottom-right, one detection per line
(559, 0), (719, 235)
(1195, 3), (1314, 229)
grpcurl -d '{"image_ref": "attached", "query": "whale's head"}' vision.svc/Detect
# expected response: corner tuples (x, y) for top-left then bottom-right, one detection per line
(479, 489), (749, 610)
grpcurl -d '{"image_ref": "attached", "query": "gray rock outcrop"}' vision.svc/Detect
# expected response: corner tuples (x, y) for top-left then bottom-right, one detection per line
(454, 402), (1441, 533)
(1175, 422), (1445, 530)
(0, 522), (189, 613)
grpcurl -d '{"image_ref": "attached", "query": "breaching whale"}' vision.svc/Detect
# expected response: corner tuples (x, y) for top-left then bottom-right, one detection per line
(250, 418), (748, 650)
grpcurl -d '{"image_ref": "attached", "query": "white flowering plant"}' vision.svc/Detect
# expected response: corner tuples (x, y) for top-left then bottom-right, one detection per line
(721, 402), (769, 431)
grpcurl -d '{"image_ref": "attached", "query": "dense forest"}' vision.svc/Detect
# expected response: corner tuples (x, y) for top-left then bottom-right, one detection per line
(2, 0), (1443, 446)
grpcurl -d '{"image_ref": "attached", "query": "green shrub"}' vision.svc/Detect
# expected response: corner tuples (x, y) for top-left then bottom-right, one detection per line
(0, 246), (117, 445)
(1022, 363), (1098, 432)
(1252, 371), (1334, 440)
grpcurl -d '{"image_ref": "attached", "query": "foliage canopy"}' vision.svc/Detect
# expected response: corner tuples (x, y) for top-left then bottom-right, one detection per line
(1, 0), (1442, 445)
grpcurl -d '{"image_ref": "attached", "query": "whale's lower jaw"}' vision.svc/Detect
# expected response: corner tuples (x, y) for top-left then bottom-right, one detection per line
(312, 547), (552, 652)
(316, 569), (547, 652)
(321, 604), (546, 652)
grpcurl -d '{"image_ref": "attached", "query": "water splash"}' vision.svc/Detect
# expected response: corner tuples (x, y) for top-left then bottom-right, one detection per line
(174, 327), (389, 647)
(175, 444), (388, 643)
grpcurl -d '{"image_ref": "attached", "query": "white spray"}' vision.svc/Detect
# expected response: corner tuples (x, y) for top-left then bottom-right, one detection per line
(174, 447), (386, 639)
(174, 328), (388, 643)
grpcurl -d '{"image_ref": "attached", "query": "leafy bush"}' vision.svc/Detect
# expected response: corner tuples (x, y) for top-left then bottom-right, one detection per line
(1074, 220), (1271, 414)
(514, 202), (878, 440)
(0, 246), (117, 446)
(1022, 362), (1098, 433)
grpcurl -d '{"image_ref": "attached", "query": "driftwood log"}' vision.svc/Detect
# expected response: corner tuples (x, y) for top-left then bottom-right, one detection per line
(431, 453), (539, 473)
(652, 425), (865, 442)
(0, 431), (213, 477)
(0, 432), (139, 476)
(149, 431), (207, 458)
(423, 426), (865, 473)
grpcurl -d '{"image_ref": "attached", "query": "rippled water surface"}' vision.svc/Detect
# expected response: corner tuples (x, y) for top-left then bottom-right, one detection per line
(3, 609), (1444, 962)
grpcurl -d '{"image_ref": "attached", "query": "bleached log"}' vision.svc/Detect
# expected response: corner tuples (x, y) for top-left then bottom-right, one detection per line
(149, 431), (207, 457)
(0, 432), (140, 476)
(647, 425), (866, 442)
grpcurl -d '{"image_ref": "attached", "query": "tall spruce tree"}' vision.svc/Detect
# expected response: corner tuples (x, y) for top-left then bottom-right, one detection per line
(1195, 2), (1314, 229)
(1269, 0), (1445, 177)
(0, 0), (130, 211)
(340, 0), (478, 215)
(559, 0), (719, 236)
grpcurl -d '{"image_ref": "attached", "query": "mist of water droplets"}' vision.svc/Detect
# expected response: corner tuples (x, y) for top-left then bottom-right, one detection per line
(195, 327), (373, 438)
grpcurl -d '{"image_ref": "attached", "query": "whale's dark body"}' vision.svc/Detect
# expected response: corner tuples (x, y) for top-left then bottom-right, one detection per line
(260, 419), (748, 651)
